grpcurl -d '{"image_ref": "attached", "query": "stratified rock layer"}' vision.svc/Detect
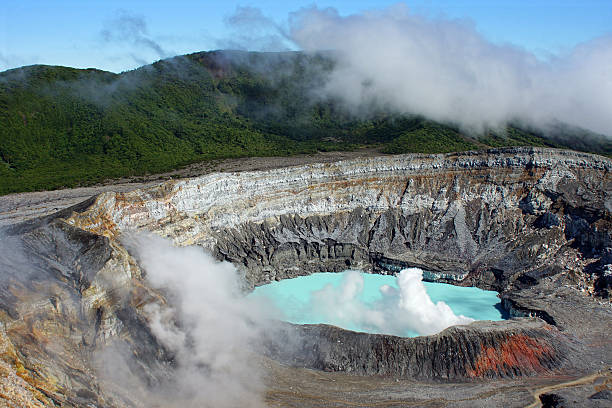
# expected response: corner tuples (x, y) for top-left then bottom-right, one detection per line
(66, 147), (611, 293)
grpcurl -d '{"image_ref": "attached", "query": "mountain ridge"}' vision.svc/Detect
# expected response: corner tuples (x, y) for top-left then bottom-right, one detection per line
(1, 50), (610, 195)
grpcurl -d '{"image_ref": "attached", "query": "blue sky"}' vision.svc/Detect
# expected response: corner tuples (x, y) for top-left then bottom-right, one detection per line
(1, 0), (611, 73)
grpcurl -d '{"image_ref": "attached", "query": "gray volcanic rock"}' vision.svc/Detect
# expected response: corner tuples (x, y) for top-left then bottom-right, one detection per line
(265, 318), (571, 379)
(590, 389), (612, 400)
(540, 393), (567, 408)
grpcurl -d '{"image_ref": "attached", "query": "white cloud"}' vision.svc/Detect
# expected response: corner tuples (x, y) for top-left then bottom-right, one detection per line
(288, 5), (612, 135)
(100, 10), (171, 69)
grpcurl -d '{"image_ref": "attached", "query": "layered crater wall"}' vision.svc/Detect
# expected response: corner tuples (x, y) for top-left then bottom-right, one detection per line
(66, 147), (611, 293)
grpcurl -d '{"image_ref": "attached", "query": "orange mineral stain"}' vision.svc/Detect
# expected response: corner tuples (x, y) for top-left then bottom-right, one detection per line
(466, 334), (554, 377)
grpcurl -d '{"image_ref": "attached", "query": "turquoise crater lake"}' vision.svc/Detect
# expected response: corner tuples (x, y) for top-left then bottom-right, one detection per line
(249, 269), (505, 337)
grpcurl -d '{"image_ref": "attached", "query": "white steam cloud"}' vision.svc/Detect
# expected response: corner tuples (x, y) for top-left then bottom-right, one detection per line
(125, 234), (273, 408)
(311, 269), (473, 336)
(285, 4), (612, 135)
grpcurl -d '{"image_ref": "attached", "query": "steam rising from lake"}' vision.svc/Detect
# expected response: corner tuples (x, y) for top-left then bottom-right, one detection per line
(311, 269), (474, 336)
(251, 269), (495, 337)
(116, 235), (498, 406)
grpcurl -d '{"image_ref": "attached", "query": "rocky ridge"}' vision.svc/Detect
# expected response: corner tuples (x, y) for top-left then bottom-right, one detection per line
(266, 318), (573, 379)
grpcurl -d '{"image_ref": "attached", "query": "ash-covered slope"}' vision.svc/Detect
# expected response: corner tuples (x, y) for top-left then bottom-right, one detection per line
(0, 147), (610, 407)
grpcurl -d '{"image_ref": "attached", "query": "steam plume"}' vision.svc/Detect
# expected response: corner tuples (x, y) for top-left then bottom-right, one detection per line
(123, 234), (272, 408)
(311, 269), (473, 336)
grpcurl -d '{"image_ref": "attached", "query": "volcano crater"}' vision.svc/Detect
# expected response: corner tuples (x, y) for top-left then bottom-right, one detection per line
(1, 147), (611, 406)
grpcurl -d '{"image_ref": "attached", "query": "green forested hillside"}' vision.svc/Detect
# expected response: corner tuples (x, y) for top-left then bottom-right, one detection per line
(1, 50), (610, 195)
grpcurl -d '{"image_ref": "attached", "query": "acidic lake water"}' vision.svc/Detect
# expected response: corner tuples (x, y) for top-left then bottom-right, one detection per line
(249, 270), (505, 337)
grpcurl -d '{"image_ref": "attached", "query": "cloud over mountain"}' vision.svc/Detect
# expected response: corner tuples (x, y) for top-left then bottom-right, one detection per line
(285, 5), (612, 134)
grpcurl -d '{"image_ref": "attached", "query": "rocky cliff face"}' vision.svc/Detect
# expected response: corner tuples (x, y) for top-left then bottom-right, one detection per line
(266, 318), (572, 379)
(0, 147), (610, 407)
(66, 147), (612, 294)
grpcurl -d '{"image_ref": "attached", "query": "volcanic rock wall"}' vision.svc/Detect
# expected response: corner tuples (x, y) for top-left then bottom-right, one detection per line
(267, 319), (571, 379)
(66, 147), (612, 294)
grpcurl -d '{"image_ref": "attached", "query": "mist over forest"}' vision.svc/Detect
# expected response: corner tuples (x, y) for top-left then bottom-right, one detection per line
(0, 47), (612, 194)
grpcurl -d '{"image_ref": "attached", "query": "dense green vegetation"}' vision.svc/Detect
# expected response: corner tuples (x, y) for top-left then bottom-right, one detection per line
(382, 122), (477, 154)
(1, 50), (610, 195)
